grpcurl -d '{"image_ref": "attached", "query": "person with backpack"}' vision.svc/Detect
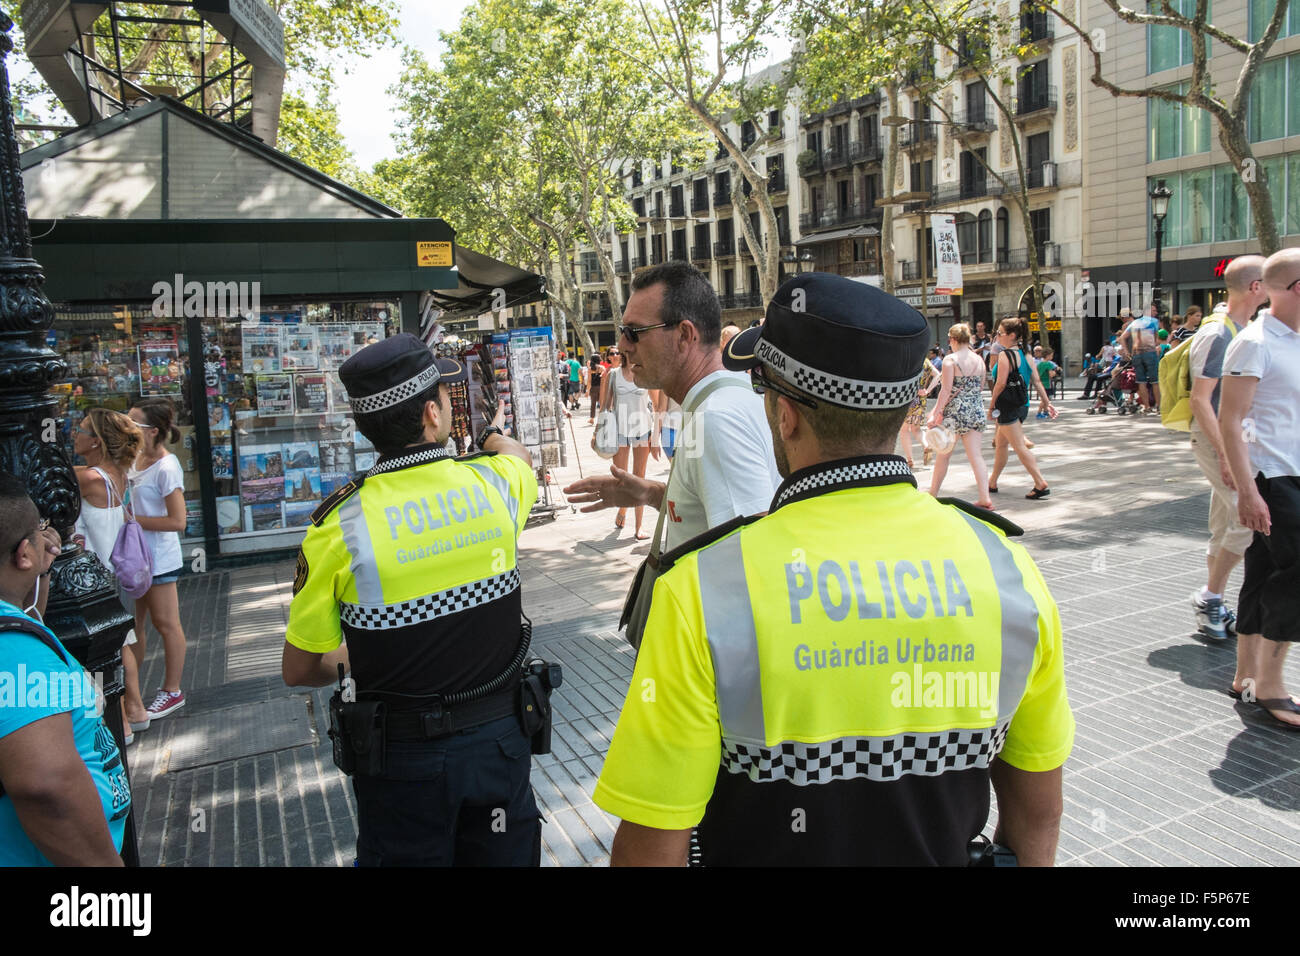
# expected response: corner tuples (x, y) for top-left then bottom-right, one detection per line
(987, 316), (1053, 499)
(0, 473), (129, 865)
(1184, 255), (1268, 642)
(72, 408), (151, 743)
(127, 398), (188, 720)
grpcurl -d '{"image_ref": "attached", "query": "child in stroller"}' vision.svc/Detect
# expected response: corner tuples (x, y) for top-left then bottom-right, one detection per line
(1087, 357), (1141, 414)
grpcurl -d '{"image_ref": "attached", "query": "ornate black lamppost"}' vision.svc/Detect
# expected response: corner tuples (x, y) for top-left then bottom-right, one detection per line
(1150, 179), (1173, 321)
(0, 13), (137, 863)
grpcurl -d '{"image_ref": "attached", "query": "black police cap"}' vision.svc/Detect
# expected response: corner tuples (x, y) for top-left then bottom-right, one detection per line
(723, 272), (930, 409)
(339, 333), (467, 415)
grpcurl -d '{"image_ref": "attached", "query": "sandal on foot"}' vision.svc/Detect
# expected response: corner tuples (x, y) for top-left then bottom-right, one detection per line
(1229, 687), (1300, 703)
(1026, 486), (1050, 500)
(1255, 697), (1300, 730)
(634, 531), (650, 540)
(987, 485), (999, 494)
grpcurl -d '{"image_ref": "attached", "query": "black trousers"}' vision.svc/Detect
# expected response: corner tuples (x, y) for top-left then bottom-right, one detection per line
(1238, 474), (1300, 643)
(351, 715), (541, 866)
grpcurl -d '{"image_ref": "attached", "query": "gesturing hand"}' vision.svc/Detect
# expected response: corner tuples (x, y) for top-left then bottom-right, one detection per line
(563, 465), (652, 512)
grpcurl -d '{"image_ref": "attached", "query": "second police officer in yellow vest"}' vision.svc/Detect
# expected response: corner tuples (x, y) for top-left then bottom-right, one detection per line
(593, 273), (1075, 865)
(281, 333), (553, 867)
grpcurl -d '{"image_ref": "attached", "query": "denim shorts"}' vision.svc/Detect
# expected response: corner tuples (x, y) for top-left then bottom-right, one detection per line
(152, 572), (179, 585)
(1132, 350), (1159, 384)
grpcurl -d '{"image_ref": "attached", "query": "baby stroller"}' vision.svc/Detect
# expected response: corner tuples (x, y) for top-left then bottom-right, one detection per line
(1087, 359), (1140, 414)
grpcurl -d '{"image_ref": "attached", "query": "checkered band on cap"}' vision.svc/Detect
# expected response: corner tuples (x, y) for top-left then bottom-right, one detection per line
(757, 339), (919, 409)
(774, 459), (914, 509)
(721, 722), (1010, 786)
(341, 569), (520, 629)
(349, 364), (442, 415)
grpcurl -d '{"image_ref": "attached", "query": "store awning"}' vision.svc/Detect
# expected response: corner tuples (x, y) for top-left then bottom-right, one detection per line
(796, 224), (881, 246)
(430, 246), (547, 320)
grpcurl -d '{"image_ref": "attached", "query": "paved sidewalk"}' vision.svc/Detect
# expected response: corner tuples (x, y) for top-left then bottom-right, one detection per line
(127, 396), (1300, 866)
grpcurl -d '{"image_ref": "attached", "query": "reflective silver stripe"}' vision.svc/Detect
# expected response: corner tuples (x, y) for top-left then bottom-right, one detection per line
(341, 569), (519, 629)
(698, 532), (765, 744)
(955, 512), (1040, 719)
(722, 723), (1010, 784)
(338, 491), (384, 605)
(465, 461), (521, 529)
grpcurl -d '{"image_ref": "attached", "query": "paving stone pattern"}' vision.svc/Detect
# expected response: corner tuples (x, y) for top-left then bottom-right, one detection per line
(127, 400), (1300, 866)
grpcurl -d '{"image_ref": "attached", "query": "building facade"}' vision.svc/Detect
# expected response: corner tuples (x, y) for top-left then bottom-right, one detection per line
(1083, 0), (1300, 356)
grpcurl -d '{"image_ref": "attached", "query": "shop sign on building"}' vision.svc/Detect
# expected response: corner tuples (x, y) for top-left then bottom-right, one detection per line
(417, 241), (453, 267)
(894, 286), (952, 309)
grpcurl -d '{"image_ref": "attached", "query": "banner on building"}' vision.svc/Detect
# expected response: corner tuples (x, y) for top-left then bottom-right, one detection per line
(931, 214), (963, 297)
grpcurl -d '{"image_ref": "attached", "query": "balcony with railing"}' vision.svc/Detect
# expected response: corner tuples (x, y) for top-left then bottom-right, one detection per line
(901, 260), (922, 281)
(714, 186), (734, 206)
(1021, 9), (1054, 44)
(669, 199), (686, 217)
(952, 102), (997, 133)
(838, 261), (879, 277)
(996, 248), (1030, 271)
(714, 239), (737, 258)
(766, 170), (788, 193)
(691, 195), (711, 213)
(720, 291), (763, 310)
(777, 227), (792, 246)
(931, 178), (991, 204)
(650, 249), (666, 265)
(900, 121), (937, 148)
(670, 246), (688, 261)
(647, 203), (664, 218)
(615, 257), (630, 275)
(1014, 86), (1058, 119)
(800, 202), (883, 232)
(797, 150), (823, 177)
(850, 140), (883, 164)
(691, 244), (711, 262)
(823, 142), (850, 169)
(1026, 161), (1057, 189)
(629, 256), (645, 271)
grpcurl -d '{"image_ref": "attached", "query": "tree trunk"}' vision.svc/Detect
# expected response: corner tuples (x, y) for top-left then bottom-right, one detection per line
(701, 112), (781, 306)
(1218, 120), (1282, 255)
(881, 83), (900, 295)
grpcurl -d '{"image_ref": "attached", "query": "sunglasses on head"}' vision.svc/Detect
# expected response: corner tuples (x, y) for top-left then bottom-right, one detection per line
(750, 364), (818, 409)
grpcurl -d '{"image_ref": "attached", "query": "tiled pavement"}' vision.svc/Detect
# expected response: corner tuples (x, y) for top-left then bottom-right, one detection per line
(127, 394), (1300, 866)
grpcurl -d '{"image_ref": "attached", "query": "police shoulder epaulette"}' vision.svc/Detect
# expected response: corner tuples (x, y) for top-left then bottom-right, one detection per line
(657, 512), (764, 569)
(455, 450), (498, 462)
(937, 497), (1024, 537)
(310, 476), (364, 527)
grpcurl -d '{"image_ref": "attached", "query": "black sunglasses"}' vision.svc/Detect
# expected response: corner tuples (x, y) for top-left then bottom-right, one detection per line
(750, 365), (817, 409)
(618, 321), (677, 344)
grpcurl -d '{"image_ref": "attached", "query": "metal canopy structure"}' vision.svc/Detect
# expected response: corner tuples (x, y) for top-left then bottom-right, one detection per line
(795, 224), (881, 246)
(21, 0), (285, 145)
(432, 245), (547, 320)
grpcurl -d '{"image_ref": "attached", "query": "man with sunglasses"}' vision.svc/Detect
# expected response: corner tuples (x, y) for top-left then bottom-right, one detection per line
(593, 273), (1072, 866)
(0, 473), (128, 865)
(564, 262), (780, 553)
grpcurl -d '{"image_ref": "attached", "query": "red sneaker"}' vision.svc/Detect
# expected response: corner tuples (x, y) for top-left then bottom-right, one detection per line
(146, 689), (185, 719)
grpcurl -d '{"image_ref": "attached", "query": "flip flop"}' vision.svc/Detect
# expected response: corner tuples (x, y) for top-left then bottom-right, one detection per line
(1255, 697), (1300, 730)
(1026, 486), (1050, 500)
(987, 485), (999, 494)
(1228, 688), (1300, 703)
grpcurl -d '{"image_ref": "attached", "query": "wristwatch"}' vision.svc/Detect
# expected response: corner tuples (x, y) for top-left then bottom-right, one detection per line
(477, 424), (504, 447)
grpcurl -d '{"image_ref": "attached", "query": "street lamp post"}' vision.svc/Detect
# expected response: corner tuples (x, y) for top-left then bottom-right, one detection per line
(0, 14), (137, 861)
(1150, 179), (1173, 321)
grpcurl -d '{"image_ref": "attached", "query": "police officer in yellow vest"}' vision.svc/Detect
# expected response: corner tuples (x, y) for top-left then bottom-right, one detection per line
(593, 274), (1074, 865)
(281, 333), (544, 866)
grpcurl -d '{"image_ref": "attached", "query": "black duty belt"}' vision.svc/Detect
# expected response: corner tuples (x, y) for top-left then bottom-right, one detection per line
(384, 688), (518, 741)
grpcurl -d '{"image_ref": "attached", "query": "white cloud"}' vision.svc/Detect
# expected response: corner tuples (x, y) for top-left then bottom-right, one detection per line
(336, 0), (475, 170)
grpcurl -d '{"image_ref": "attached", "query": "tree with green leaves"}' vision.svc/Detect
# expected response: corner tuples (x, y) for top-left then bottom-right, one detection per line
(1045, 0), (1291, 254)
(384, 0), (695, 351)
(629, 0), (799, 307)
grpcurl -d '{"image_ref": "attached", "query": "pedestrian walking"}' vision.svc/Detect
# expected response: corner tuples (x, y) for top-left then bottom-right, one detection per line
(127, 398), (189, 719)
(1218, 248), (1300, 729)
(596, 348), (659, 539)
(593, 273), (1074, 865)
(1187, 256), (1266, 641)
(587, 353), (606, 424)
(1123, 304), (1162, 413)
(987, 316), (1054, 499)
(72, 408), (150, 740)
(899, 356), (940, 469)
(282, 334), (554, 863)
(926, 323), (993, 508)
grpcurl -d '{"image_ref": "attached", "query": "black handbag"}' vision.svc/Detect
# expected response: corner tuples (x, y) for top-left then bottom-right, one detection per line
(995, 349), (1028, 419)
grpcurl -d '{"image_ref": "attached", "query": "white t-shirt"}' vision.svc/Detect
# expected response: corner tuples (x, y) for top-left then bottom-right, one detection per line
(1222, 311), (1300, 478)
(128, 453), (184, 574)
(661, 370), (781, 552)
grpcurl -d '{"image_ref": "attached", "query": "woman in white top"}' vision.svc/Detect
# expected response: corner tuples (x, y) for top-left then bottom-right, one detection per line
(599, 348), (660, 539)
(127, 399), (189, 720)
(72, 408), (152, 737)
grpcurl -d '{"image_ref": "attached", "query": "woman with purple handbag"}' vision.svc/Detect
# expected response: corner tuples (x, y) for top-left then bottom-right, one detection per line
(127, 399), (189, 721)
(73, 408), (152, 742)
